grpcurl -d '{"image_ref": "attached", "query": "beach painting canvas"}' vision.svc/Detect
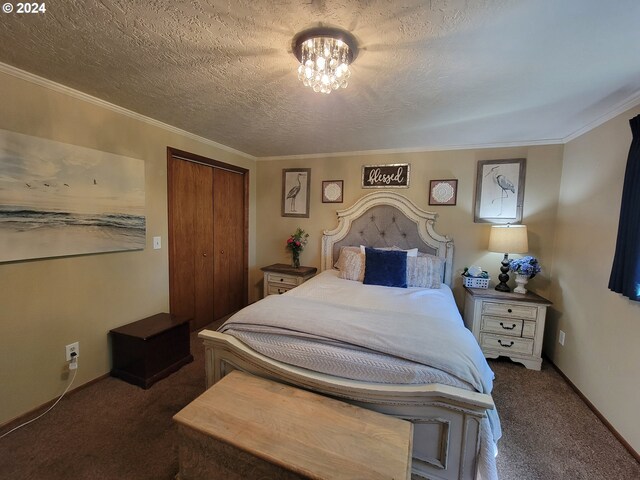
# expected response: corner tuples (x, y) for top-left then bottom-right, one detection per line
(0, 129), (145, 263)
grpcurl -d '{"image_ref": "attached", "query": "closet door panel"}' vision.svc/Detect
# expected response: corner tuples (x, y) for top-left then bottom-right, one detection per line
(226, 171), (246, 313)
(168, 158), (197, 322)
(213, 168), (245, 319)
(193, 166), (215, 330)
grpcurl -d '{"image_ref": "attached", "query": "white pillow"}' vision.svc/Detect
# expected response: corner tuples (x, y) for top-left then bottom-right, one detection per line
(407, 255), (445, 289)
(337, 249), (365, 282)
(334, 246), (361, 270)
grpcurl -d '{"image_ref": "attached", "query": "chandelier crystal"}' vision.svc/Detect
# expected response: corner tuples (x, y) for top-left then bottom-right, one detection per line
(292, 27), (358, 95)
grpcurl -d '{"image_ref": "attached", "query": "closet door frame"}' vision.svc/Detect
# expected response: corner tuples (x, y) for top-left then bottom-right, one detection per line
(167, 147), (249, 322)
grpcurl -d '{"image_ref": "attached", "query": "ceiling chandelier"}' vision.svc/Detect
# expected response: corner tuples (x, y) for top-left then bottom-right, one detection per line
(292, 27), (358, 94)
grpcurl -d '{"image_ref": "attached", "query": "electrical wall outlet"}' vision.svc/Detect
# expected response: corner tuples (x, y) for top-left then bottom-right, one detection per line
(559, 330), (566, 346)
(65, 342), (80, 361)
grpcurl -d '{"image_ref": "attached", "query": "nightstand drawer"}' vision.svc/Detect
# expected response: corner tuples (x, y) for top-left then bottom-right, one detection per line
(480, 333), (534, 356)
(522, 321), (536, 339)
(266, 272), (299, 286)
(267, 284), (294, 295)
(481, 301), (537, 320)
(481, 316), (523, 337)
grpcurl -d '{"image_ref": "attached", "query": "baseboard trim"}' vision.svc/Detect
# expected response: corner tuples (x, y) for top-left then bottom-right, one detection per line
(545, 357), (639, 463)
(0, 373), (110, 436)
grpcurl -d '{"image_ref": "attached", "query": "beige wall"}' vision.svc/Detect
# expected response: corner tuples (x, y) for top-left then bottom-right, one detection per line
(0, 71), (257, 425)
(255, 145), (564, 308)
(546, 105), (640, 451)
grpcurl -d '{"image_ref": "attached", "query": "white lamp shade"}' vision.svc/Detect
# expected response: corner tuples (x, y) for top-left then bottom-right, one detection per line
(488, 225), (529, 254)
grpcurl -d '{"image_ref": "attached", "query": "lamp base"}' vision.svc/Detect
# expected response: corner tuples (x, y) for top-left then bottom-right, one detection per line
(495, 253), (511, 292)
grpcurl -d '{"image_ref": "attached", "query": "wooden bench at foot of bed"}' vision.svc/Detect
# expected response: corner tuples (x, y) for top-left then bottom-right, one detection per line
(173, 370), (413, 480)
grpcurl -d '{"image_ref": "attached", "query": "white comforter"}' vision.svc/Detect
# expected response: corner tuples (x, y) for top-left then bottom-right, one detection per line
(222, 271), (492, 391)
(289, 269), (464, 319)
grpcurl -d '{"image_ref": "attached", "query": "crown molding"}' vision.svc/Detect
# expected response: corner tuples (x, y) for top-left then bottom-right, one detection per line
(0, 62), (256, 161)
(258, 88), (640, 160)
(257, 138), (565, 161)
(562, 90), (640, 143)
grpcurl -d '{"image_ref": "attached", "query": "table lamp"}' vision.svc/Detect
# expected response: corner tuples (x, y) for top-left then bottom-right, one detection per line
(488, 225), (529, 292)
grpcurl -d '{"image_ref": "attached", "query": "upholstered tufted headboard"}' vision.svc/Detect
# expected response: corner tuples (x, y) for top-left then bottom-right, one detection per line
(321, 191), (454, 285)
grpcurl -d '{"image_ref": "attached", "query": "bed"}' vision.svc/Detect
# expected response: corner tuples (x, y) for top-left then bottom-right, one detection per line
(199, 191), (500, 480)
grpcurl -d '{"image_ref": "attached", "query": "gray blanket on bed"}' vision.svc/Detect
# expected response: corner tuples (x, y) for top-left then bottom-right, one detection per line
(219, 294), (495, 395)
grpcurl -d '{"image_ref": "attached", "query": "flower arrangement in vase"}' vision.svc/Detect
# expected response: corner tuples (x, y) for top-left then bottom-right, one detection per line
(509, 256), (541, 294)
(286, 227), (309, 268)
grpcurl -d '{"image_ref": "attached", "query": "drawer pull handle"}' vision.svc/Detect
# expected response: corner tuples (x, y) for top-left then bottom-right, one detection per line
(280, 278), (284, 282)
(500, 322), (517, 330)
(507, 308), (513, 313)
(498, 340), (514, 348)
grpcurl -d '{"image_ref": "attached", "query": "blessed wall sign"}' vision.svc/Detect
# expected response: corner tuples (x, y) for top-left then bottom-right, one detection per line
(361, 164), (410, 188)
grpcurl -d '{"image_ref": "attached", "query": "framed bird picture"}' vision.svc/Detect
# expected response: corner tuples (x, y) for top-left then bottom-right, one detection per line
(474, 158), (526, 224)
(282, 168), (311, 218)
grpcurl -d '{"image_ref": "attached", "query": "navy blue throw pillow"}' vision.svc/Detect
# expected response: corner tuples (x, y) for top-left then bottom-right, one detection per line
(363, 247), (408, 288)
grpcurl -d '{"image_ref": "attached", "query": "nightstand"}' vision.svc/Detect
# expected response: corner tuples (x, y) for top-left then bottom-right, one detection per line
(463, 287), (552, 370)
(261, 263), (317, 297)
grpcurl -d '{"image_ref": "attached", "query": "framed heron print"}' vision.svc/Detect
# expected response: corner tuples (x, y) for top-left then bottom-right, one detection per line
(474, 158), (526, 224)
(282, 168), (311, 218)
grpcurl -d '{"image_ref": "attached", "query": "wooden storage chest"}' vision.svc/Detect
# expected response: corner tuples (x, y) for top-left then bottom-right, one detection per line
(109, 313), (193, 389)
(174, 370), (413, 480)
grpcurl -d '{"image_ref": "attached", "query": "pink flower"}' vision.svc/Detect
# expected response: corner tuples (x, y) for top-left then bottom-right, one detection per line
(287, 238), (293, 244)
(295, 241), (301, 246)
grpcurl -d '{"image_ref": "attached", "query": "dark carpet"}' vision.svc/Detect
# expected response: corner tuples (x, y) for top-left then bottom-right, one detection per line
(1, 325), (638, 480)
(491, 358), (639, 479)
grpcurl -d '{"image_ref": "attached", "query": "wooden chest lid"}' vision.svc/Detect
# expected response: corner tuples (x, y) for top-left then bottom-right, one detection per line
(174, 370), (412, 480)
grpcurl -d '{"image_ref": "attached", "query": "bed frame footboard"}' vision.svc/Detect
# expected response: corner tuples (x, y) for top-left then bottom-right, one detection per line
(199, 330), (494, 480)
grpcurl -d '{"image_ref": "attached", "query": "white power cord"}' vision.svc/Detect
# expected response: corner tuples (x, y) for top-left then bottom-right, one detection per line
(0, 354), (78, 439)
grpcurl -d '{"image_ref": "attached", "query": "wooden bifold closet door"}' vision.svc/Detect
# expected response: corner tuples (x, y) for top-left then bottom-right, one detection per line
(167, 149), (248, 331)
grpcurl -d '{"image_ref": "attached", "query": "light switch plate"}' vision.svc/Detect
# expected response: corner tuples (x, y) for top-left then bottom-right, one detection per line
(153, 236), (161, 249)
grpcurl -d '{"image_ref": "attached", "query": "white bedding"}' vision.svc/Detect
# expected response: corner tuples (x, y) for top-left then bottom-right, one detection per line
(288, 269), (463, 321)
(223, 270), (474, 387)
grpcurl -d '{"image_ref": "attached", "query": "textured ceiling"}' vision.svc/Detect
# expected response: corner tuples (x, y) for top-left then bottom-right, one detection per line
(0, 0), (639, 158)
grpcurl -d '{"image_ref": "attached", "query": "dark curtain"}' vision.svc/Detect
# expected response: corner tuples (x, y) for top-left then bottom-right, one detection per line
(608, 114), (640, 301)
